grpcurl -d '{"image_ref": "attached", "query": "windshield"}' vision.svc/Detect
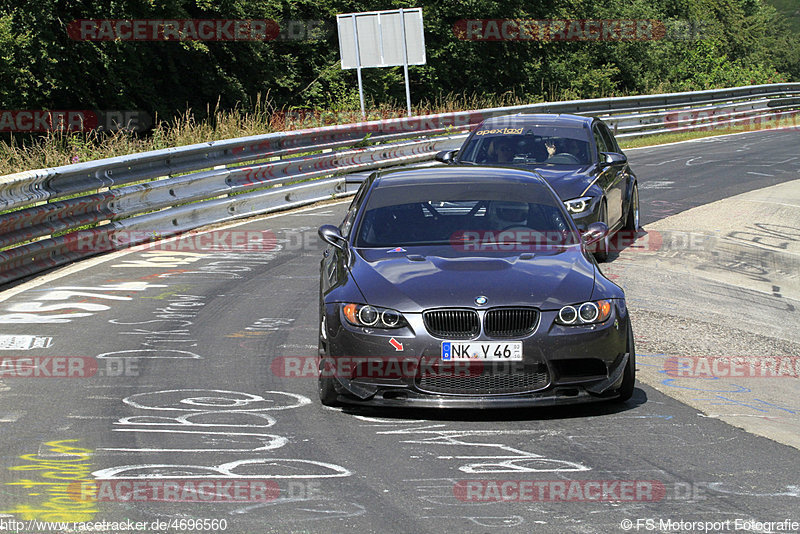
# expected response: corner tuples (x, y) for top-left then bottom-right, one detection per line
(355, 181), (577, 248)
(459, 126), (592, 165)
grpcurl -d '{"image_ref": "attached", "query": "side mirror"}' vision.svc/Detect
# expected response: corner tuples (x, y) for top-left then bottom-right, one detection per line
(582, 222), (608, 246)
(600, 152), (627, 165)
(434, 150), (457, 164)
(318, 225), (348, 251)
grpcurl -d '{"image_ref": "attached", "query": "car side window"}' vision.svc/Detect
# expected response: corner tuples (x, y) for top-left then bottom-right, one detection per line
(340, 179), (371, 237)
(598, 123), (619, 153)
(593, 126), (609, 158)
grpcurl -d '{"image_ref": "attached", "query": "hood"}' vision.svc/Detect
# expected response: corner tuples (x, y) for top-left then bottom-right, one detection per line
(508, 163), (598, 201)
(349, 245), (596, 311)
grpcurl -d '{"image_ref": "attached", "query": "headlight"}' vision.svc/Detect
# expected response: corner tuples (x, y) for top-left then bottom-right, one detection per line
(555, 300), (612, 325)
(342, 303), (406, 329)
(564, 196), (593, 214)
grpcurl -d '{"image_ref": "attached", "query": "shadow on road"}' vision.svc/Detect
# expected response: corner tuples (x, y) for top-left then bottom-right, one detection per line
(337, 387), (648, 423)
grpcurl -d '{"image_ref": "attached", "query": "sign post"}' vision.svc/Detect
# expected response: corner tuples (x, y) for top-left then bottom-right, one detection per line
(336, 8), (426, 118)
(399, 8), (412, 117)
(349, 15), (366, 118)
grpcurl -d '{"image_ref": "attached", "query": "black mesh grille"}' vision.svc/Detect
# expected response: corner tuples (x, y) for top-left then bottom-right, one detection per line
(484, 308), (539, 338)
(417, 363), (549, 395)
(423, 309), (479, 339)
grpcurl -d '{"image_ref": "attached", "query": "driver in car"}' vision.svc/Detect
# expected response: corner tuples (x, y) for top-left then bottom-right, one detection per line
(487, 137), (518, 163)
(545, 138), (586, 161)
(488, 201), (529, 230)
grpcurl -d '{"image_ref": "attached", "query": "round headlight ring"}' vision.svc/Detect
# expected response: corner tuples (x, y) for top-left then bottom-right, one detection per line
(381, 309), (401, 327)
(358, 305), (379, 326)
(579, 302), (599, 323)
(559, 305), (578, 324)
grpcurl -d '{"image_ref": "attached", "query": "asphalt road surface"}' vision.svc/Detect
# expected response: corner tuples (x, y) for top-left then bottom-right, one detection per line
(0, 129), (798, 534)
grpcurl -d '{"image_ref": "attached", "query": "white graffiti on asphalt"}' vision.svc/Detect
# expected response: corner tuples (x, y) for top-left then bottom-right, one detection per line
(0, 282), (167, 323)
(93, 389), (351, 480)
(356, 416), (589, 474)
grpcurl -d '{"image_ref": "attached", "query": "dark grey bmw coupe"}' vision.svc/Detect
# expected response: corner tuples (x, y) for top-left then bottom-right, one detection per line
(436, 114), (639, 262)
(317, 166), (635, 408)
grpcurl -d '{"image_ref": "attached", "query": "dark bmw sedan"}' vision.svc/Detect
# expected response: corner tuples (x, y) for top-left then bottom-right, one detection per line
(436, 113), (639, 261)
(317, 166), (635, 408)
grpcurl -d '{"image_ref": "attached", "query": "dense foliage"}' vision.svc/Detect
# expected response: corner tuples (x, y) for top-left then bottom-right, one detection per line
(0, 0), (798, 122)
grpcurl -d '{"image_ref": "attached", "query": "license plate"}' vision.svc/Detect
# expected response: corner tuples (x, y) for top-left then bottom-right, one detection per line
(441, 341), (522, 361)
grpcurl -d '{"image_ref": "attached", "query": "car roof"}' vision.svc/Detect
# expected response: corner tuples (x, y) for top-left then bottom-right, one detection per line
(372, 165), (548, 188)
(477, 113), (593, 128)
(363, 166), (563, 210)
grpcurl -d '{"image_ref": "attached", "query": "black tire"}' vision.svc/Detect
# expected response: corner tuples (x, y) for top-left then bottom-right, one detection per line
(624, 183), (639, 233)
(593, 201), (610, 263)
(317, 311), (340, 406)
(318, 359), (340, 406)
(616, 323), (636, 402)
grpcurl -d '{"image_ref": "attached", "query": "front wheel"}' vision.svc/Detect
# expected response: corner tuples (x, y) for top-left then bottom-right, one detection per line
(615, 323), (636, 402)
(593, 200), (610, 263)
(318, 359), (340, 406)
(317, 316), (339, 406)
(624, 183), (639, 233)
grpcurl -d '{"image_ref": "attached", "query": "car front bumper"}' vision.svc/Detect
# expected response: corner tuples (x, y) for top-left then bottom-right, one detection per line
(321, 302), (631, 408)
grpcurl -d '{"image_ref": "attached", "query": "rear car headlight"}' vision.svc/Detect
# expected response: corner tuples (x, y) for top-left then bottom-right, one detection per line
(564, 196), (593, 214)
(555, 300), (612, 325)
(342, 303), (406, 329)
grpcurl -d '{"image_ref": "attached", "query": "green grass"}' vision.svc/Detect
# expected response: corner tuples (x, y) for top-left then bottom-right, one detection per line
(2, 91), (797, 177)
(618, 114), (798, 149)
(0, 93), (529, 177)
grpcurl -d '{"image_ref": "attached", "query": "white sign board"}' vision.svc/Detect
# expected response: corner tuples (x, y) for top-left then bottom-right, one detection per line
(337, 9), (426, 70)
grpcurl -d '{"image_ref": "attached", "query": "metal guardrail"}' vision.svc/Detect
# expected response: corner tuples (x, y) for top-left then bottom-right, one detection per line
(2, 83), (799, 285)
